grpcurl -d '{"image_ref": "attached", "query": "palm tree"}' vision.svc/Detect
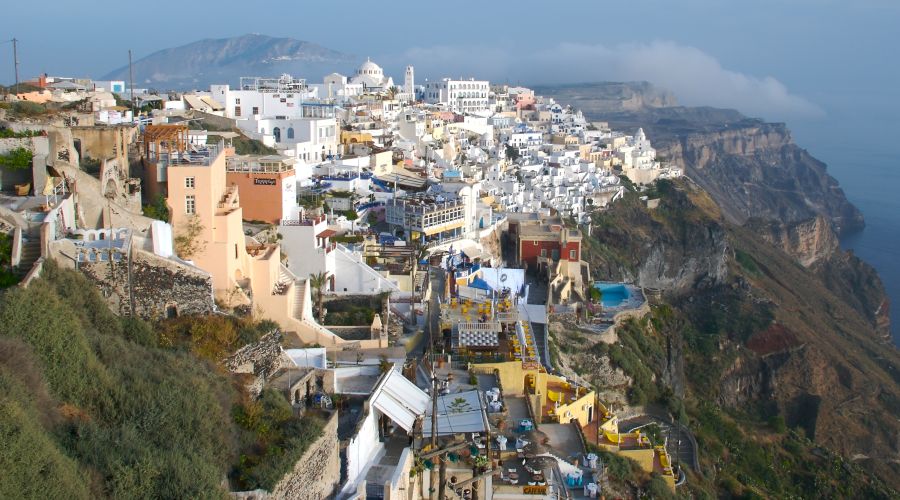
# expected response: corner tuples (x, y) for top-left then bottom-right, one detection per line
(309, 271), (328, 323)
(387, 85), (399, 100)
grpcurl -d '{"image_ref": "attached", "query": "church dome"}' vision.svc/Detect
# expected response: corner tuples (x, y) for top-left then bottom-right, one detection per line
(357, 58), (383, 76)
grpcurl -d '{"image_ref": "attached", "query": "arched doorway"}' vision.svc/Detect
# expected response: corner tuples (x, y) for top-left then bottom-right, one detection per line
(273, 127), (281, 142)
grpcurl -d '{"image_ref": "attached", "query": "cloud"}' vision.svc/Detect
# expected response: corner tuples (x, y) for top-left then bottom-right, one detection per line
(383, 41), (823, 120)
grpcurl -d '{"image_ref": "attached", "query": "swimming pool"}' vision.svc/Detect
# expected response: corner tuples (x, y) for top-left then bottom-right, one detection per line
(595, 283), (629, 308)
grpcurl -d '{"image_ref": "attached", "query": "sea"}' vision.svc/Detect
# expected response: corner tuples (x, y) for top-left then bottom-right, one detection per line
(790, 89), (900, 346)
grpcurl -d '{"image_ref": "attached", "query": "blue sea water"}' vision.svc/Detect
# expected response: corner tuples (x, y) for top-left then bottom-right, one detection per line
(790, 90), (900, 346)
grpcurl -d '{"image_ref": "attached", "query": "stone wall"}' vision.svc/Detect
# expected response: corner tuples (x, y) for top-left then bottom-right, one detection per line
(269, 411), (341, 499)
(230, 411), (342, 500)
(77, 247), (214, 319)
(224, 331), (287, 398)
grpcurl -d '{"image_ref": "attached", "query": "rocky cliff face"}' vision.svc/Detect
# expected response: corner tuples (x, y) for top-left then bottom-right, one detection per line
(658, 122), (864, 234)
(533, 82), (678, 114)
(747, 215), (891, 338)
(747, 216), (839, 267)
(585, 184), (729, 292)
(583, 181), (900, 489)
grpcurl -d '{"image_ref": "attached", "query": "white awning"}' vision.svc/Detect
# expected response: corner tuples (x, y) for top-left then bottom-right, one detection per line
(371, 369), (430, 432)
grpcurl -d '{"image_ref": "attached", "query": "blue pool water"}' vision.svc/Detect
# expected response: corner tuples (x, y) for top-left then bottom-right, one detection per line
(595, 283), (629, 308)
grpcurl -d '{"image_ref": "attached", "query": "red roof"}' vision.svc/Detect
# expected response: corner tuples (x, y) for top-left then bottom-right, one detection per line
(317, 229), (337, 239)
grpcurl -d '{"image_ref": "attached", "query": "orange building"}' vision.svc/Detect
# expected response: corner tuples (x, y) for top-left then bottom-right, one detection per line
(162, 138), (383, 348)
(225, 155), (297, 224)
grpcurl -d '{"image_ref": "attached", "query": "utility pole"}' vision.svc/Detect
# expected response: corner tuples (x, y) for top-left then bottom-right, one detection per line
(12, 38), (19, 95)
(430, 361), (438, 500)
(128, 49), (135, 124)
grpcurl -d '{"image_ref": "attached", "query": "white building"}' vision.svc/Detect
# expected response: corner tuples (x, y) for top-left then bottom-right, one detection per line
(210, 74), (318, 119)
(349, 58), (395, 92)
(235, 103), (339, 163)
(423, 78), (490, 113)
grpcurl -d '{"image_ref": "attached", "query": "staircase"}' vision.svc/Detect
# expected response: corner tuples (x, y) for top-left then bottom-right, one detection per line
(293, 279), (307, 320)
(13, 239), (41, 279)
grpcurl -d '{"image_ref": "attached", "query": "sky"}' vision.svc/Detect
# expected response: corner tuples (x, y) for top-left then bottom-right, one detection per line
(2, 0), (898, 122)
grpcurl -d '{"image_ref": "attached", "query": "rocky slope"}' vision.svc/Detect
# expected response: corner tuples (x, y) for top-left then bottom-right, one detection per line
(532, 82), (677, 114)
(103, 34), (356, 90)
(576, 182), (900, 495)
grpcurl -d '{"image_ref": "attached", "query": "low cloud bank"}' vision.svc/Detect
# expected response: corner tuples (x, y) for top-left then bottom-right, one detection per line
(382, 41), (822, 120)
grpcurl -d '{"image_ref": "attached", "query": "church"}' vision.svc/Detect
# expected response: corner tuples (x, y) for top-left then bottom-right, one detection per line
(349, 58), (395, 92)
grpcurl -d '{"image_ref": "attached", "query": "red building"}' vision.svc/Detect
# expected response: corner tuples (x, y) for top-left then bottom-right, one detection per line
(507, 214), (581, 270)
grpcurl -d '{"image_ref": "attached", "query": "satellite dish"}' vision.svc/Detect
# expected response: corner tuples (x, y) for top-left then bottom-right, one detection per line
(500, 273), (508, 282)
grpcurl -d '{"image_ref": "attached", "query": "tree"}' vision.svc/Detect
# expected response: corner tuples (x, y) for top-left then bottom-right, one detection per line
(0, 147), (33, 170)
(174, 215), (206, 260)
(504, 144), (520, 162)
(309, 272), (328, 323)
(142, 194), (171, 222)
(344, 209), (359, 232)
(387, 86), (400, 100)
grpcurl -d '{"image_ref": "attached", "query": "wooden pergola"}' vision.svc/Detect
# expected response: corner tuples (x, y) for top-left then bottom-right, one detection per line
(141, 124), (189, 158)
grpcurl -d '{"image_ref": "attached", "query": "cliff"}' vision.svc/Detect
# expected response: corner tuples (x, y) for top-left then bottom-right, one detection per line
(659, 122), (864, 234)
(533, 81), (678, 114)
(574, 181), (900, 495)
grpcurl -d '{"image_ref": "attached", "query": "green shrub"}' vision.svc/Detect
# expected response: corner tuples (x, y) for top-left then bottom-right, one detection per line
(735, 249), (760, 275)
(0, 147), (34, 170)
(598, 450), (638, 481)
(0, 265), (237, 498)
(231, 388), (325, 490)
(769, 415), (787, 434)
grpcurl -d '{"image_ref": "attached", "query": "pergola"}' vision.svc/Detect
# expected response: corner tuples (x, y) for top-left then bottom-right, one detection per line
(141, 124), (189, 158)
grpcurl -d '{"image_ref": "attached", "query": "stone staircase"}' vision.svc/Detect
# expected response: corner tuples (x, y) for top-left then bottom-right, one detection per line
(293, 278), (307, 321)
(13, 239), (41, 279)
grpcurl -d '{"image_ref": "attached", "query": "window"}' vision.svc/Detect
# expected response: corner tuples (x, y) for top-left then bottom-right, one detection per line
(234, 106), (241, 117)
(235, 98), (241, 105)
(540, 249), (547, 257)
(533, 241), (538, 246)
(570, 250), (576, 260)
(252, 106), (259, 115)
(287, 127), (295, 139)
(185, 177), (195, 189)
(185, 195), (195, 214)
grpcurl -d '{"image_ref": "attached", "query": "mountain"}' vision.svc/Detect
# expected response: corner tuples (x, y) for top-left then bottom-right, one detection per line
(102, 34), (356, 90)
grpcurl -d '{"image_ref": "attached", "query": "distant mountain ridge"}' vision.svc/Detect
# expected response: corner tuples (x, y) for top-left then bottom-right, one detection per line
(102, 34), (356, 90)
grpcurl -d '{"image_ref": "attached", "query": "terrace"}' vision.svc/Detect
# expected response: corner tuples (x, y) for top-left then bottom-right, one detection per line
(226, 154), (295, 173)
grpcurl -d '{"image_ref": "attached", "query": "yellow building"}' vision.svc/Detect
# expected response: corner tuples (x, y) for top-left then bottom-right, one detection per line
(594, 401), (677, 492)
(471, 360), (596, 427)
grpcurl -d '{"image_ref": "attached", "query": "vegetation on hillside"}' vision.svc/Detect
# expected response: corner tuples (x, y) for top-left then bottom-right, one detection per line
(0, 263), (323, 497)
(561, 178), (899, 497)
